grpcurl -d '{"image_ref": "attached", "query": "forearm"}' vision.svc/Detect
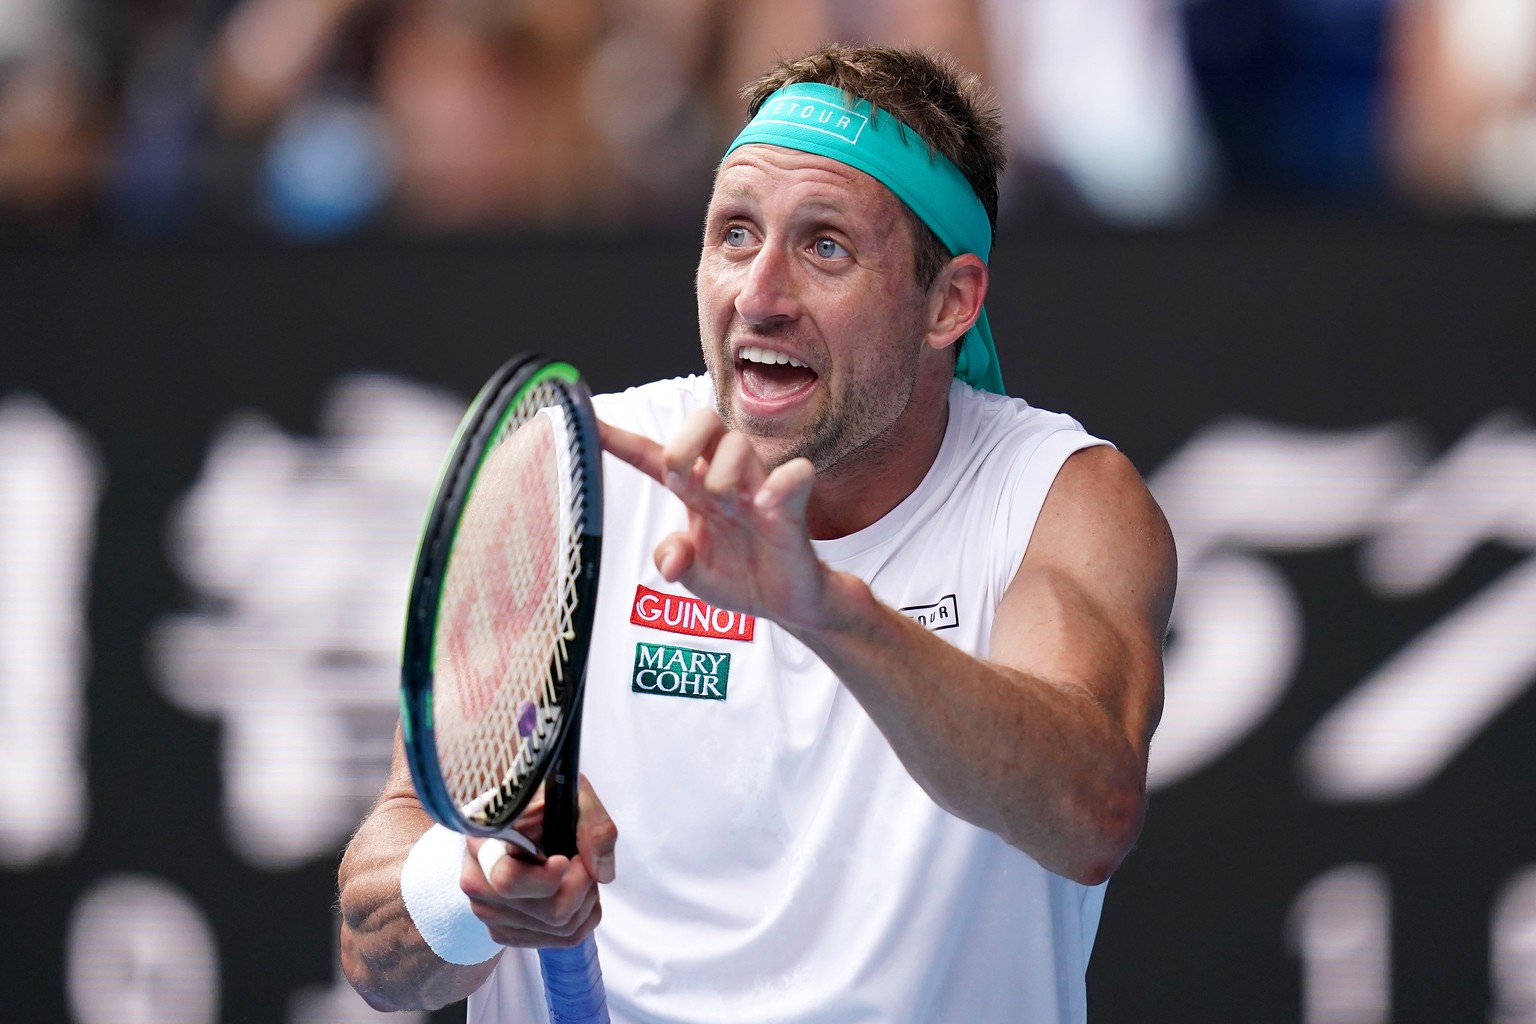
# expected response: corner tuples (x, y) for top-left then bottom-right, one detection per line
(789, 570), (1147, 884)
(338, 799), (498, 1011)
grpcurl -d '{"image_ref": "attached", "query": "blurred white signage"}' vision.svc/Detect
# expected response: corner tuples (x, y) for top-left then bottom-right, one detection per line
(149, 374), (461, 868)
(0, 394), (101, 867)
(1148, 412), (1536, 799)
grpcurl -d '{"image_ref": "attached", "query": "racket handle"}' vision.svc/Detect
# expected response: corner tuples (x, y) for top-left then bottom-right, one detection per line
(539, 936), (609, 1023)
(543, 701), (585, 858)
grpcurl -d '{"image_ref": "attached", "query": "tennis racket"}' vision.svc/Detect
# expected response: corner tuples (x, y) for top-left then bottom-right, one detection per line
(401, 354), (608, 1024)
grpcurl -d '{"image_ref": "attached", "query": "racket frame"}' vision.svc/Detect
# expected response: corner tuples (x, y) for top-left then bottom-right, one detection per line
(400, 354), (604, 842)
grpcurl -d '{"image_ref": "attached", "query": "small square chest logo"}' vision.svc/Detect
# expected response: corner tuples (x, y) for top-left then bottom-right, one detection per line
(900, 594), (959, 631)
(632, 642), (731, 700)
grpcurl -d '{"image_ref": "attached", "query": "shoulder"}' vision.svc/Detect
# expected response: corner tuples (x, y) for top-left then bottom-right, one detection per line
(952, 383), (1174, 620)
(946, 384), (1116, 555)
(1027, 444), (1177, 621)
(1043, 445), (1164, 531)
(950, 383), (1106, 468)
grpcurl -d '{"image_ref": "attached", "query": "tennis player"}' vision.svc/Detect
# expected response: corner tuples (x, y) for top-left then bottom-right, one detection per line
(340, 42), (1175, 1023)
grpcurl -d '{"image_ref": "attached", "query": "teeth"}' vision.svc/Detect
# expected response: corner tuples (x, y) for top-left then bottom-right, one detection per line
(740, 345), (808, 369)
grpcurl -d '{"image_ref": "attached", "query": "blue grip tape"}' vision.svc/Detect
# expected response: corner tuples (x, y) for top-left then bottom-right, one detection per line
(540, 937), (609, 1024)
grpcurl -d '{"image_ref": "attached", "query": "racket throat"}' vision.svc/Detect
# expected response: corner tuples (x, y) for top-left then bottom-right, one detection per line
(492, 826), (543, 862)
(541, 702), (586, 859)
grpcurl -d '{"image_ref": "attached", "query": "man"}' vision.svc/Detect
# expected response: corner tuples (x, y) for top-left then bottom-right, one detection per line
(339, 43), (1174, 1023)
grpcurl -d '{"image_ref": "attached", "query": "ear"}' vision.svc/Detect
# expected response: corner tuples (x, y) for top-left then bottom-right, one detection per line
(924, 254), (989, 352)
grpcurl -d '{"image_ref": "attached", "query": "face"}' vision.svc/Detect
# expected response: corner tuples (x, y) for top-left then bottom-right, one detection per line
(696, 144), (937, 475)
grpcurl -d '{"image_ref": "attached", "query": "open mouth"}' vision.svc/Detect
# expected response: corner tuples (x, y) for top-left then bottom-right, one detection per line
(736, 344), (818, 404)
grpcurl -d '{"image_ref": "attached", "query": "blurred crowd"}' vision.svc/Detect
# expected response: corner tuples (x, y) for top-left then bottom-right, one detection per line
(2, 0), (1534, 238)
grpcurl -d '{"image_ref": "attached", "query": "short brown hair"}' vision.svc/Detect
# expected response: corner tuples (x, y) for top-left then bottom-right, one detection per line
(740, 44), (1005, 287)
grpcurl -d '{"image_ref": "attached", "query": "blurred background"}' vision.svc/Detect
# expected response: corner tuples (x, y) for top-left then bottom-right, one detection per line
(2, 0), (1534, 1022)
(2, 0), (1535, 236)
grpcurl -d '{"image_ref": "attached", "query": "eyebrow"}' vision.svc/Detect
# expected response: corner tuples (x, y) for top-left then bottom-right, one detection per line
(714, 181), (752, 203)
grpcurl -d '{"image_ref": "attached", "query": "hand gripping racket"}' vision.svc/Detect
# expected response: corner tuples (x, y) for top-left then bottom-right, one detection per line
(401, 355), (608, 1024)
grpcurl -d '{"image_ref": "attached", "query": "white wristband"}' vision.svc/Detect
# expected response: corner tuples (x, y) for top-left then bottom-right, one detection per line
(400, 823), (502, 966)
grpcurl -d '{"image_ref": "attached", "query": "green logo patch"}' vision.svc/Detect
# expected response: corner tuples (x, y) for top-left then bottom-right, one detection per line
(632, 642), (730, 700)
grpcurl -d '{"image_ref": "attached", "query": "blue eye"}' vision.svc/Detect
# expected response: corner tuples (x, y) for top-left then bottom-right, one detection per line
(814, 237), (848, 258)
(725, 226), (750, 247)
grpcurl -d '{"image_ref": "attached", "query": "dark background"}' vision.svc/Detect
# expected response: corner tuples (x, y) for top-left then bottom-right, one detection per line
(3, 213), (1533, 1022)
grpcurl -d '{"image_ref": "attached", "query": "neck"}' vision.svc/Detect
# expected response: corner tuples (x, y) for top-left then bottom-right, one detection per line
(802, 377), (952, 540)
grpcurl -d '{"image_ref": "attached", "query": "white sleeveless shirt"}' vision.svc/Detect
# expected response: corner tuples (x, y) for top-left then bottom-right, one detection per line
(471, 376), (1111, 1024)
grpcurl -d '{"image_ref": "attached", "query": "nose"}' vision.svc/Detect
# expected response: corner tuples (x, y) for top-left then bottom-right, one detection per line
(734, 244), (800, 326)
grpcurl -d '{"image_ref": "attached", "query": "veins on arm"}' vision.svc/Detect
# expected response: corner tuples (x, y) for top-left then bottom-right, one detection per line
(337, 728), (499, 1011)
(793, 445), (1175, 883)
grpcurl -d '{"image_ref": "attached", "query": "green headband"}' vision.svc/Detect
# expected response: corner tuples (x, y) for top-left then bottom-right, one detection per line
(724, 81), (1004, 395)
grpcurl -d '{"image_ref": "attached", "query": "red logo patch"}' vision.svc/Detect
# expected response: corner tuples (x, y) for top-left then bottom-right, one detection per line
(629, 584), (755, 641)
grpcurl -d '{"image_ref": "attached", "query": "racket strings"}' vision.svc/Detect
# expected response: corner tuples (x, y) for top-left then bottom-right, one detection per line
(551, 393), (590, 679)
(435, 382), (592, 827)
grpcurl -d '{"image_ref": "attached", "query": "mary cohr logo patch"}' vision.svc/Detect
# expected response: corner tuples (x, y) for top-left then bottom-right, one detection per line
(631, 642), (730, 700)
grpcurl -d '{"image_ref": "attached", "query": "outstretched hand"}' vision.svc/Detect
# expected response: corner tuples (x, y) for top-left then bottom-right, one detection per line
(600, 410), (830, 632)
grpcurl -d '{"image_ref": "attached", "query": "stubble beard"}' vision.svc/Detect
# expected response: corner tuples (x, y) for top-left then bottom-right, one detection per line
(707, 327), (925, 478)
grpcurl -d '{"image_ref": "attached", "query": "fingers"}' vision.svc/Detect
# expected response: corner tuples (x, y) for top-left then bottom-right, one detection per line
(463, 845), (602, 948)
(470, 854), (604, 947)
(654, 533), (696, 583)
(607, 410), (817, 601)
(658, 410), (777, 516)
(756, 457), (815, 519)
(600, 410), (731, 494)
(465, 837), (561, 900)
(661, 408), (729, 495)
(703, 431), (766, 510)
(458, 776), (618, 950)
(576, 774), (618, 885)
(475, 837), (513, 884)
(599, 419), (666, 484)
(606, 409), (793, 519)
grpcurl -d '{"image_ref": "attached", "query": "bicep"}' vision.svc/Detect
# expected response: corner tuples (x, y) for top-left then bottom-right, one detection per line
(988, 445), (1176, 754)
